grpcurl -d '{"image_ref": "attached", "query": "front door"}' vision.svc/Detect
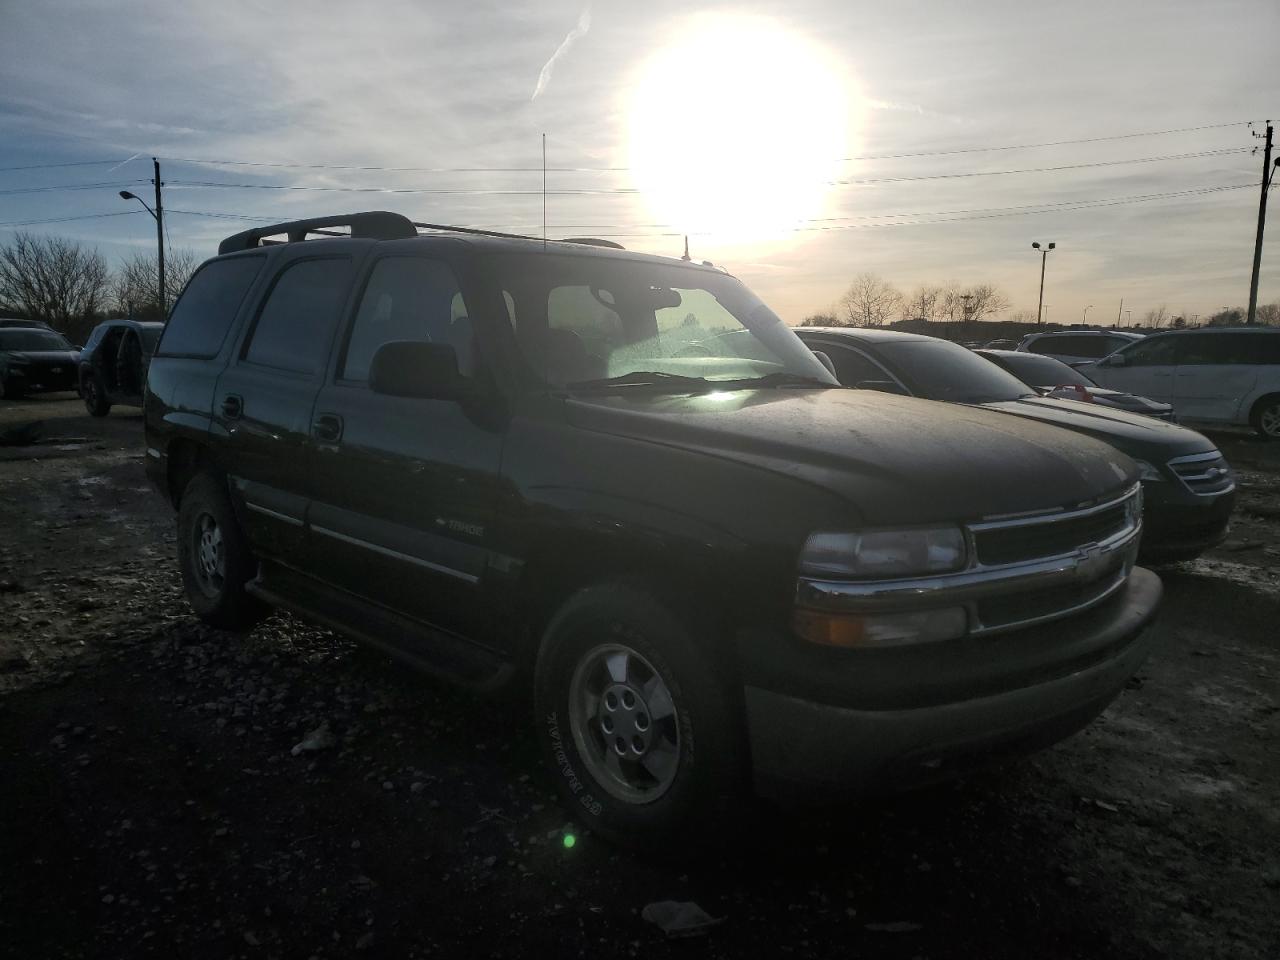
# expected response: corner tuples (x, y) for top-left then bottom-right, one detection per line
(1090, 335), (1180, 405)
(307, 253), (505, 642)
(213, 252), (357, 564)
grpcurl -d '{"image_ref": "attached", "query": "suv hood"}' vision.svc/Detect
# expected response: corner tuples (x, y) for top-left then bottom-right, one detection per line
(565, 388), (1137, 527)
(979, 396), (1211, 461)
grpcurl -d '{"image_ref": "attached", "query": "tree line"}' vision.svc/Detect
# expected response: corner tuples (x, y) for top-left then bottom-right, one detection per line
(0, 232), (198, 343)
(802, 273), (1011, 328)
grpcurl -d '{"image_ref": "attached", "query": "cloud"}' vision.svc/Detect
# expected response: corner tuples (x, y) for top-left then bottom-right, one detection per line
(531, 4), (592, 101)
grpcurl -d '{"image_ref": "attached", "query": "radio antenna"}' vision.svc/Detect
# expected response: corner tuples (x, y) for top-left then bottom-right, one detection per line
(541, 133), (547, 250)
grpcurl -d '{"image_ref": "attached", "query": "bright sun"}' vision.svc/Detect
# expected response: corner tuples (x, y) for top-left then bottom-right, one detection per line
(627, 15), (859, 246)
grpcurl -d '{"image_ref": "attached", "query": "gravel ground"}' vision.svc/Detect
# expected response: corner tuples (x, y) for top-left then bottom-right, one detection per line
(1, 394), (1278, 959)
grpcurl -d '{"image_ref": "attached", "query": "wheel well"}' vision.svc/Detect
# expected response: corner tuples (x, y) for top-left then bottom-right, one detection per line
(1250, 392), (1280, 422)
(165, 439), (214, 507)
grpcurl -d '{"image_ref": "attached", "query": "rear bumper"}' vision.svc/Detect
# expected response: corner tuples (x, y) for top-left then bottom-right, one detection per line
(743, 567), (1162, 801)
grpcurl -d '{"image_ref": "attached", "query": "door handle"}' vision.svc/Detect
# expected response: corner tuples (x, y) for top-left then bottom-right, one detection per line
(221, 394), (243, 419)
(313, 413), (343, 443)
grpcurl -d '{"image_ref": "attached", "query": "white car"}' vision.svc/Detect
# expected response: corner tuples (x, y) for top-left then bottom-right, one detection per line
(1017, 330), (1144, 365)
(1079, 327), (1280, 439)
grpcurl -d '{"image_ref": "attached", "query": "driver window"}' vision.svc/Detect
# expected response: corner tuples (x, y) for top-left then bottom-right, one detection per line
(342, 257), (471, 382)
(1123, 336), (1180, 366)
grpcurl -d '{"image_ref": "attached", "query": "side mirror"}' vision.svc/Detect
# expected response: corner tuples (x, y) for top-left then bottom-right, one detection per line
(369, 341), (475, 401)
(855, 379), (910, 396)
(811, 350), (837, 378)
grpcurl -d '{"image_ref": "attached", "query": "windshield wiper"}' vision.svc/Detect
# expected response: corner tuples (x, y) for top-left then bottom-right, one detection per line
(719, 372), (833, 389)
(566, 371), (715, 392)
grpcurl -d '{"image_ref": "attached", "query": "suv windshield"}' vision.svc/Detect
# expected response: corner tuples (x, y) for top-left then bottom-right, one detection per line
(989, 352), (1093, 387)
(0, 330), (72, 352)
(486, 253), (835, 391)
(877, 340), (1035, 403)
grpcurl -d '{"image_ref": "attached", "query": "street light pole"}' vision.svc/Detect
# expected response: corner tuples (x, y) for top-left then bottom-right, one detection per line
(1032, 241), (1055, 325)
(119, 163), (166, 318)
(1083, 304), (1093, 323)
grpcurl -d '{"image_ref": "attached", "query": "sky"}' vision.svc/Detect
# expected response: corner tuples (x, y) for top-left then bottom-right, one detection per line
(1, 0), (1277, 325)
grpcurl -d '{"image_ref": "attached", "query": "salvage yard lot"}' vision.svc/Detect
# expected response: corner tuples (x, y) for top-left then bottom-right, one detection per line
(2, 395), (1278, 959)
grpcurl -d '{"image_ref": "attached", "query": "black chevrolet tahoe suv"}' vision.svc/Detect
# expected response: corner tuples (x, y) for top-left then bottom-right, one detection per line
(145, 212), (1162, 842)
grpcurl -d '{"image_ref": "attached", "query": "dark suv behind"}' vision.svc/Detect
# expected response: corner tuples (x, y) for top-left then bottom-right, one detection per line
(145, 212), (1162, 842)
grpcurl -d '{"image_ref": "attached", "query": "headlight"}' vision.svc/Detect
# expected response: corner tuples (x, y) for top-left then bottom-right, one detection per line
(1132, 460), (1164, 482)
(799, 525), (966, 579)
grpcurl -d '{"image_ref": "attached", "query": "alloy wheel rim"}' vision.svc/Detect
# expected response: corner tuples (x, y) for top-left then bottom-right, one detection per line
(567, 643), (680, 804)
(192, 512), (225, 597)
(1262, 404), (1280, 438)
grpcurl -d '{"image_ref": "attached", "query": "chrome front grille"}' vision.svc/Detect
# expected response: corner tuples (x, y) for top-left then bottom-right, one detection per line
(972, 502), (1130, 567)
(1168, 451), (1234, 496)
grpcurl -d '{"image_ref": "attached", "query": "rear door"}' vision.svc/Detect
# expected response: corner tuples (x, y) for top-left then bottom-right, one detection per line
(307, 252), (505, 641)
(213, 250), (357, 565)
(1174, 331), (1262, 424)
(1089, 334), (1180, 403)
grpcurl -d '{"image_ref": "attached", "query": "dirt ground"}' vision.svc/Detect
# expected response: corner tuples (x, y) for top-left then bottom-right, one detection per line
(1, 394), (1278, 960)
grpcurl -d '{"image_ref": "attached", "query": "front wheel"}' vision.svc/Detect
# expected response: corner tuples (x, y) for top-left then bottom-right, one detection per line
(82, 375), (110, 417)
(1252, 396), (1280, 440)
(177, 473), (266, 630)
(533, 583), (745, 847)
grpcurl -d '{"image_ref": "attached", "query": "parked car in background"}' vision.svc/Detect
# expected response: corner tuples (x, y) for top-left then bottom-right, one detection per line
(796, 327), (1235, 562)
(976, 349), (1175, 420)
(0, 318), (55, 331)
(144, 211), (1161, 843)
(982, 338), (1020, 350)
(1017, 330), (1143, 365)
(79, 318), (165, 416)
(1079, 327), (1280, 440)
(0, 327), (81, 399)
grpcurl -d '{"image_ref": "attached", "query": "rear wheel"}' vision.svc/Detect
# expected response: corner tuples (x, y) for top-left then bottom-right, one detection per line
(1251, 396), (1280, 440)
(82, 375), (110, 417)
(533, 583), (745, 847)
(177, 473), (266, 630)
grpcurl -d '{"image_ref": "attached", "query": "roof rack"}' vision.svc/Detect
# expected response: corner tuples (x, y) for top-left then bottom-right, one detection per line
(413, 222), (626, 250)
(561, 238), (625, 249)
(218, 212), (417, 254)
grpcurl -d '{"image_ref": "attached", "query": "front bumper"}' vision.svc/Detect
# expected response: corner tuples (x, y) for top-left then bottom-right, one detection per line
(742, 566), (1162, 801)
(4, 365), (79, 393)
(1140, 482), (1234, 559)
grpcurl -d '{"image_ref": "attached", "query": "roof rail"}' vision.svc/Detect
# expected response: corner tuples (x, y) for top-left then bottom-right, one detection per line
(412, 221), (538, 242)
(218, 211), (417, 254)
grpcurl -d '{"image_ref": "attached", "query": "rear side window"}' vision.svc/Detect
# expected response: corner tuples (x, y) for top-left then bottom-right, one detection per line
(1122, 335), (1180, 366)
(1181, 332), (1280, 366)
(1028, 335), (1081, 356)
(825, 344), (893, 386)
(244, 258), (353, 375)
(158, 256), (263, 358)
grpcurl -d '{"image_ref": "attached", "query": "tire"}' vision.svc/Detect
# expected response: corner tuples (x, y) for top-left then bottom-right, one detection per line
(176, 473), (267, 630)
(533, 582), (746, 847)
(1251, 395), (1280, 441)
(82, 374), (111, 417)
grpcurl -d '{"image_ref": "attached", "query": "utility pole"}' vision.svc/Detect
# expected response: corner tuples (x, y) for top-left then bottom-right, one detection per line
(1116, 297), (1124, 326)
(1247, 122), (1275, 325)
(153, 157), (166, 317)
(1032, 241), (1054, 324)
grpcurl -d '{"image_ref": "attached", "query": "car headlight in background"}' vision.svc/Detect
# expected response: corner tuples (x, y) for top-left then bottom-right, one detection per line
(799, 525), (967, 579)
(1132, 460), (1164, 483)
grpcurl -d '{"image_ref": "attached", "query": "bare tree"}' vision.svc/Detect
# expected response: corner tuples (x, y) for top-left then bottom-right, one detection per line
(960, 283), (1010, 322)
(1008, 309), (1037, 323)
(111, 248), (200, 320)
(902, 285), (942, 321)
(839, 273), (903, 327)
(1142, 304), (1170, 328)
(1256, 302), (1280, 326)
(800, 311), (839, 327)
(0, 233), (110, 335)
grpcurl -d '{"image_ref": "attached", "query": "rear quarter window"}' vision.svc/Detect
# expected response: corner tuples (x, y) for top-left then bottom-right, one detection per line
(158, 256), (265, 358)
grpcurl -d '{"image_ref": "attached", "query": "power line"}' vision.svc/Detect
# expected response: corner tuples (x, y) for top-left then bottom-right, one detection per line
(0, 210), (146, 227)
(0, 179), (147, 197)
(833, 149), (1250, 185)
(166, 180), (639, 196)
(0, 158), (139, 173)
